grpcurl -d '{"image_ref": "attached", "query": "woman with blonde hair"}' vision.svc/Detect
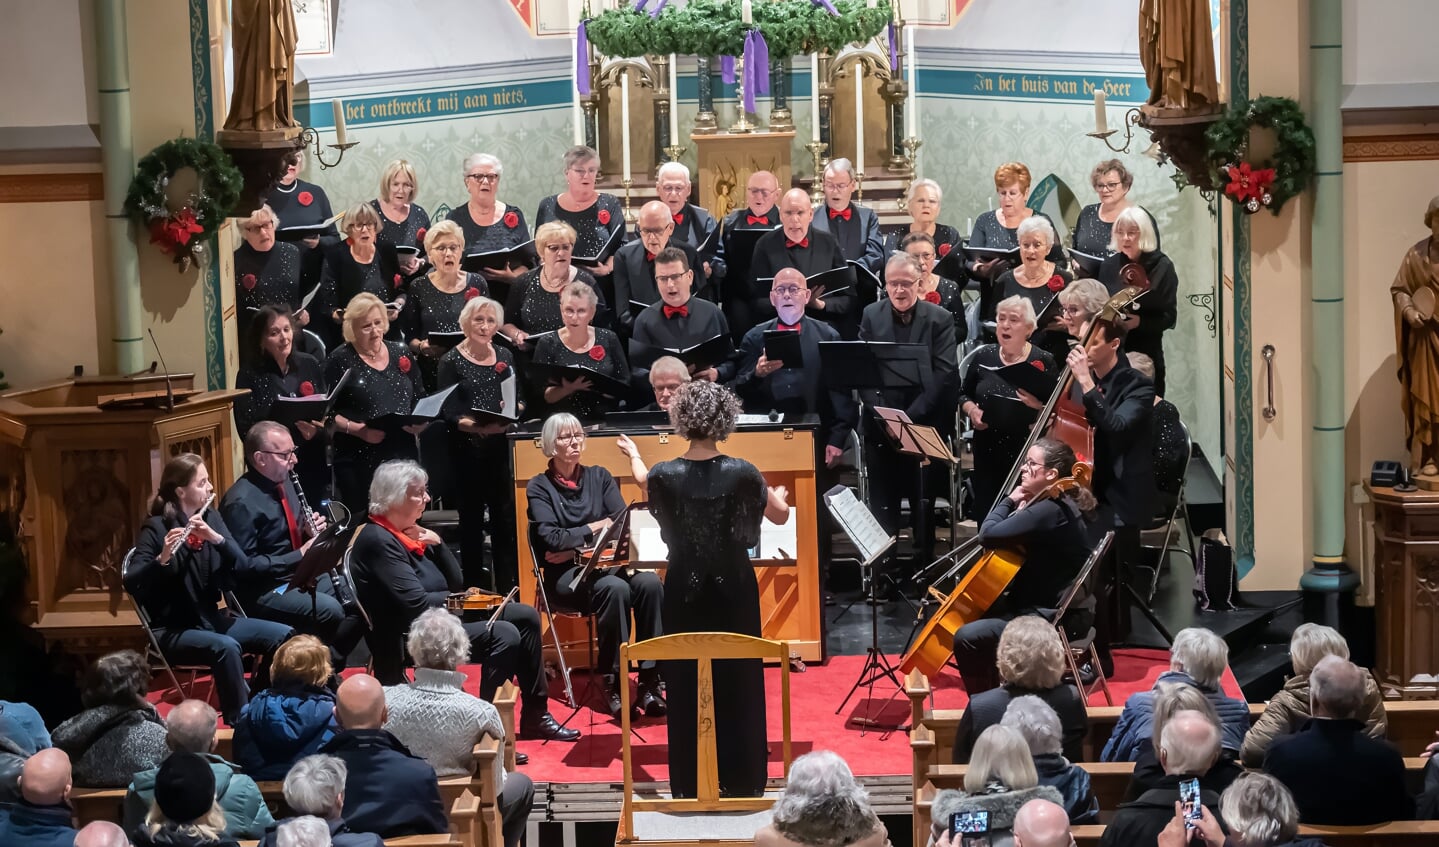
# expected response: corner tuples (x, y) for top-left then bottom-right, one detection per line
(930, 725), (1062, 847)
(401, 219), (490, 387)
(135, 752), (238, 847)
(370, 159), (431, 278)
(503, 220), (606, 346)
(233, 635), (337, 781)
(315, 202), (406, 345)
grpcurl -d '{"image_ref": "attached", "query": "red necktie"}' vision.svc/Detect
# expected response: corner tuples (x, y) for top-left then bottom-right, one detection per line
(663, 304), (689, 319)
(747, 214), (767, 225)
(778, 321), (802, 333)
(275, 487), (302, 551)
(829, 207), (852, 221)
(787, 238), (810, 249)
(673, 213), (684, 225)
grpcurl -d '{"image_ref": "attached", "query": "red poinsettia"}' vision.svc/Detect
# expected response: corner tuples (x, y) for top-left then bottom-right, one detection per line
(503, 211), (520, 228)
(1224, 162), (1276, 204)
(938, 243), (952, 257)
(149, 207), (204, 255)
(415, 227), (427, 244)
(924, 291), (941, 304)
(597, 209), (611, 226)
(186, 534), (204, 551)
(494, 361), (508, 373)
(299, 381), (316, 396)
(1047, 274), (1066, 292)
(464, 287), (481, 300)
(1030, 360), (1046, 371)
(241, 273), (257, 290)
(398, 355), (412, 373)
(588, 345), (605, 361)
(297, 191), (314, 207)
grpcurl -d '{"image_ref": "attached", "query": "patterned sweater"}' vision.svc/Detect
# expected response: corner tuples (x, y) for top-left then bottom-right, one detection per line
(383, 668), (507, 788)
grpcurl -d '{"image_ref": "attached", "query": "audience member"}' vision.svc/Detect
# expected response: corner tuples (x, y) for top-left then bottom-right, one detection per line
(754, 750), (887, 847)
(930, 726), (1063, 847)
(1011, 798), (1073, 847)
(275, 816), (332, 847)
(1264, 654), (1412, 825)
(1102, 627), (1248, 762)
(1123, 682), (1242, 802)
(1100, 710), (1223, 847)
(318, 675), (447, 838)
(1001, 696), (1097, 824)
(125, 700), (273, 840)
(953, 617), (1087, 764)
(0, 748), (77, 847)
(1207, 773), (1314, 847)
(132, 751), (238, 847)
(1, 698), (52, 802)
(383, 608), (535, 847)
(234, 635), (338, 780)
(75, 820), (134, 847)
(256, 754), (382, 847)
(1241, 623), (1387, 768)
(52, 651), (168, 787)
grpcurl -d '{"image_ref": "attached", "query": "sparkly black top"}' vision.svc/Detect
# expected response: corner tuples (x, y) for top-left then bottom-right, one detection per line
(1151, 398), (1186, 518)
(233, 351), (326, 438)
(1071, 204), (1160, 259)
(883, 223), (962, 257)
(269, 179), (337, 233)
(446, 203), (531, 253)
(646, 455), (767, 605)
(436, 344), (523, 429)
(323, 341), (424, 462)
(968, 211), (1066, 263)
(959, 343), (1058, 434)
(234, 241), (304, 314)
(400, 273), (489, 340)
(505, 267), (602, 335)
(534, 194), (626, 260)
(995, 267), (1074, 362)
(531, 328), (629, 421)
(369, 199), (432, 252)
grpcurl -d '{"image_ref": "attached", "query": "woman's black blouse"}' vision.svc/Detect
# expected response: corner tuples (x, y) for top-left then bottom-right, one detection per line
(348, 521), (463, 626)
(400, 273), (489, 341)
(505, 268), (603, 335)
(531, 329), (629, 420)
(436, 345), (523, 426)
(534, 194), (626, 260)
(127, 512), (250, 631)
(968, 210), (1067, 264)
(315, 243), (405, 326)
(959, 343), (1058, 429)
(323, 342), (424, 460)
(1096, 250), (1179, 348)
(883, 223), (963, 258)
(369, 199), (432, 253)
(234, 241), (304, 315)
(446, 203), (531, 252)
(525, 466), (626, 569)
(1070, 203), (1161, 259)
(234, 351), (326, 438)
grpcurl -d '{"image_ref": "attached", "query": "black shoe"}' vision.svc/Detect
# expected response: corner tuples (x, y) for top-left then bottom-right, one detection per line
(638, 684), (667, 717)
(519, 712), (580, 742)
(602, 674), (626, 718)
(515, 752), (529, 765)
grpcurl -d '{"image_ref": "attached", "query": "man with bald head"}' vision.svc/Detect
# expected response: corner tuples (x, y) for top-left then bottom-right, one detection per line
(751, 188), (852, 336)
(74, 820), (131, 847)
(1101, 710), (1223, 847)
(1012, 798), (1072, 847)
(318, 675), (447, 838)
(613, 200), (705, 331)
(0, 748), (76, 847)
(715, 170), (781, 336)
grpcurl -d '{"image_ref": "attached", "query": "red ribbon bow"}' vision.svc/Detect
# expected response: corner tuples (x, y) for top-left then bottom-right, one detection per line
(645, 252), (657, 262)
(778, 321), (802, 333)
(829, 207), (852, 221)
(663, 304), (689, 319)
(673, 212), (684, 225)
(786, 237), (810, 249)
(746, 214), (768, 225)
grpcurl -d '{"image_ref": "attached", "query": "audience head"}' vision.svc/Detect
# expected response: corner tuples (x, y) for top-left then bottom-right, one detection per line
(243, 420), (298, 482)
(341, 291), (389, 347)
(408, 607), (472, 671)
(535, 220), (578, 268)
(655, 161), (692, 214)
(1012, 798), (1072, 847)
(1109, 206), (1158, 258)
(241, 205), (280, 251)
(165, 699), (218, 755)
(1149, 681), (1220, 751)
(768, 750), (882, 847)
(148, 751), (223, 830)
(343, 202), (381, 246)
(997, 616), (1065, 690)
(462, 153), (503, 203)
(648, 356), (691, 413)
(81, 650), (152, 710)
(885, 251), (923, 311)
(669, 380), (741, 443)
(1309, 654), (1367, 720)
(1001, 695), (1064, 758)
(283, 754), (348, 819)
(20, 747), (72, 806)
(779, 188), (815, 239)
(965, 725), (1038, 794)
(273, 634), (334, 689)
(1219, 772), (1300, 847)
(771, 266), (810, 324)
(540, 412), (587, 463)
(654, 246), (693, 307)
(335, 674), (388, 730)
(1169, 627), (1229, 689)
(746, 170), (779, 215)
(149, 453), (212, 519)
(559, 280), (599, 329)
(562, 145), (601, 192)
(908, 178), (941, 224)
(277, 815), (332, 847)
(380, 158), (418, 204)
(367, 459), (430, 526)
(822, 158), (857, 210)
(1158, 710), (1221, 777)
(1289, 622), (1351, 677)
(74, 820), (131, 847)
(638, 200), (676, 256)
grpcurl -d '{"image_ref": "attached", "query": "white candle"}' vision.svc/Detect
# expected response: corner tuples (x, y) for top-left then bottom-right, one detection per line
(867, 0), (876, 7)
(668, 54), (679, 144)
(905, 25), (918, 138)
(572, 36), (584, 145)
(742, 0), (753, 24)
(854, 64), (865, 175)
(331, 99), (347, 145)
(1093, 89), (1109, 134)
(966, 217), (972, 234)
(810, 53), (821, 142)
(621, 71), (632, 181)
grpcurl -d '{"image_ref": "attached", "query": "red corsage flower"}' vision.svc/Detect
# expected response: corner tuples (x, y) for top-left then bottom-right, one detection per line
(297, 191), (314, 207)
(503, 211), (520, 229)
(938, 243), (952, 257)
(494, 361), (508, 373)
(1030, 360), (1046, 371)
(185, 534), (204, 551)
(241, 273), (257, 290)
(415, 227), (427, 244)
(393, 274), (403, 288)
(597, 209), (611, 226)
(588, 345), (606, 362)
(1047, 274), (1065, 292)
(299, 381), (316, 396)
(464, 287), (481, 300)
(924, 291), (941, 304)
(398, 355), (413, 373)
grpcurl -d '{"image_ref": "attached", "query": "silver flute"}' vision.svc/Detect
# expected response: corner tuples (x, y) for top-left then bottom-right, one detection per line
(167, 493), (215, 556)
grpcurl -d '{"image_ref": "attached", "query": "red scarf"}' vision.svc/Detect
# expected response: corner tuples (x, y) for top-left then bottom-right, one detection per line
(371, 515), (426, 555)
(547, 460), (583, 492)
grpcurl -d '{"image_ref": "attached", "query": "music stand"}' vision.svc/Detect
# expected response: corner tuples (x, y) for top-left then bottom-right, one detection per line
(322, 367), (355, 501)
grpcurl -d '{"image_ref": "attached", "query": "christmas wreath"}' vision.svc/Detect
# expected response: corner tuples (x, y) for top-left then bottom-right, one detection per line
(125, 137), (243, 271)
(586, 0), (891, 58)
(1205, 96), (1315, 215)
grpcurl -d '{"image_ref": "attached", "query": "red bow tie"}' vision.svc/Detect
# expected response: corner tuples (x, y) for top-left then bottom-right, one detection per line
(829, 207), (852, 221)
(646, 252), (656, 262)
(673, 213), (684, 225)
(747, 214), (768, 225)
(663, 304), (689, 319)
(786, 237), (810, 249)
(778, 321), (802, 333)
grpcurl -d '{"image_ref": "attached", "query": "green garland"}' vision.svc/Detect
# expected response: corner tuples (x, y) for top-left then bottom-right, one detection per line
(125, 137), (243, 270)
(1205, 96), (1316, 215)
(587, 0), (892, 58)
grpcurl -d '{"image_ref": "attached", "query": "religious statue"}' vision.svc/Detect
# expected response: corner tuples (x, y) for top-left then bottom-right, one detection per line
(1390, 196), (1439, 482)
(1138, 0), (1220, 112)
(223, 0), (300, 134)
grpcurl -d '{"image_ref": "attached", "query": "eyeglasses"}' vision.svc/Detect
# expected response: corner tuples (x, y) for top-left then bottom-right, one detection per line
(561, 306), (591, 318)
(1061, 305), (1085, 316)
(1021, 458), (1045, 470)
(656, 272), (690, 284)
(773, 285), (806, 297)
(466, 173), (500, 183)
(569, 166), (600, 177)
(822, 181), (853, 191)
(653, 382), (683, 395)
(887, 279), (918, 289)
(909, 251), (935, 262)
(258, 448), (298, 460)
(555, 433), (586, 444)
(638, 227), (672, 237)
(349, 222), (375, 231)
(658, 183), (689, 195)
(431, 244), (462, 254)
(244, 221), (276, 232)
(747, 187), (776, 197)
(1095, 181), (1123, 191)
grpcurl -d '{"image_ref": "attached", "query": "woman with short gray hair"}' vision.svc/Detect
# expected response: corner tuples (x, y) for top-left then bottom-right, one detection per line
(446, 153), (531, 280)
(994, 215), (1072, 362)
(1002, 696), (1098, 824)
(754, 751), (887, 847)
(258, 755), (378, 847)
(346, 460), (579, 743)
(883, 177), (962, 259)
(1214, 773), (1302, 847)
(531, 279), (629, 421)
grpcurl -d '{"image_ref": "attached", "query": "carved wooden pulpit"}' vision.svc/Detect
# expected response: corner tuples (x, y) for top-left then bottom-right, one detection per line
(1367, 482), (1439, 699)
(0, 374), (245, 657)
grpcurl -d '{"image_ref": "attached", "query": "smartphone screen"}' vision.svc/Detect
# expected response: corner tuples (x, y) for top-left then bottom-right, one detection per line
(1179, 777), (1202, 830)
(950, 810), (991, 847)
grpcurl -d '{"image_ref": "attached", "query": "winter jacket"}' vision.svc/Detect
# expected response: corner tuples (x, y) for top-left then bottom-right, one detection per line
(1033, 753), (1098, 824)
(928, 784), (1064, 847)
(1099, 774), (1222, 847)
(232, 685), (337, 781)
(952, 683), (1088, 765)
(124, 753), (274, 840)
(1100, 670), (1249, 762)
(132, 826), (240, 847)
(0, 799), (78, 847)
(0, 700), (52, 755)
(1240, 671), (1387, 768)
(1122, 744), (1242, 803)
(319, 728), (447, 838)
(52, 703), (169, 787)
(1265, 718), (1413, 825)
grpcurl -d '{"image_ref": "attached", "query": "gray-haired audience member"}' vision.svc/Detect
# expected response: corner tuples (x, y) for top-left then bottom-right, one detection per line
(931, 725), (1063, 847)
(1002, 696), (1097, 824)
(51, 651), (168, 788)
(256, 754), (380, 847)
(275, 816), (332, 847)
(1099, 711), (1223, 847)
(754, 750), (887, 847)
(1011, 798), (1073, 847)
(1216, 773), (1305, 847)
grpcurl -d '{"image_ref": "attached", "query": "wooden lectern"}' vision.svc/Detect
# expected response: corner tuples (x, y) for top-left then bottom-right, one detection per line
(0, 374), (246, 658)
(1367, 483), (1439, 699)
(693, 131), (795, 222)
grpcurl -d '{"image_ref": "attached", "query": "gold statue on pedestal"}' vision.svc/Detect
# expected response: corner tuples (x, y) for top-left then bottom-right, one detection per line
(1391, 196), (1439, 486)
(223, 0), (300, 134)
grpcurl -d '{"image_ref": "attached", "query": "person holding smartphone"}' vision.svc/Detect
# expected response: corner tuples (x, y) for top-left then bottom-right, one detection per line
(1099, 711), (1223, 847)
(929, 726), (1062, 847)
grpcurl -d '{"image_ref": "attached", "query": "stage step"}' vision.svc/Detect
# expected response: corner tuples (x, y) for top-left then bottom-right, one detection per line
(535, 774), (913, 823)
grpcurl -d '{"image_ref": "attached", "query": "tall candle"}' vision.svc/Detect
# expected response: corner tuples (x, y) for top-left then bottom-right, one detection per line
(331, 99), (347, 145)
(854, 64), (865, 174)
(741, 0), (752, 24)
(621, 71), (632, 181)
(572, 35), (584, 144)
(668, 54), (679, 143)
(905, 25), (918, 138)
(1093, 89), (1109, 134)
(810, 53), (821, 142)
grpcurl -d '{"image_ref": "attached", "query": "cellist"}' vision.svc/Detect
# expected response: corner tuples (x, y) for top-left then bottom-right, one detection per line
(952, 437), (1096, 694)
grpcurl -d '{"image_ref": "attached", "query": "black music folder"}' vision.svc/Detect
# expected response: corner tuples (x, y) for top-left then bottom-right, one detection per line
(762, 329), (804, 368)
(462, 240), (538, 273)
(367, 384), (460, 434)
(572, 227), (627, 269)
(270, 394), (329, 427)
(980, 360), (1060, 400)
(527, 361), (630, 399)
(629, 334), (734, 371)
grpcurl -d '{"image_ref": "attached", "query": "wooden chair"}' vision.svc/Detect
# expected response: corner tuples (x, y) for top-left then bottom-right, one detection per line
(616, 632), (794, 846)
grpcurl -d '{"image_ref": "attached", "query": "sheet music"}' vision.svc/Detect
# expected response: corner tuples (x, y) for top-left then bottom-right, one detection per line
(823, 484), (894, 565)
(628, 507), (797, 564)
(500, 373), (517, 419)
(299, 284), (321, 312)
(412, 383), (459, 418)
(737, 413), (781, 425)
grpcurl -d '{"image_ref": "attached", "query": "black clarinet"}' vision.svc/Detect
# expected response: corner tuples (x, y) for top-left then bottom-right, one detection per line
(290, 471), (358, 609)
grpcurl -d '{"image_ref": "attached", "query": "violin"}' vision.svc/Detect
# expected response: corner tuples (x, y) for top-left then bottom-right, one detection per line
(446, 587), (507, 611)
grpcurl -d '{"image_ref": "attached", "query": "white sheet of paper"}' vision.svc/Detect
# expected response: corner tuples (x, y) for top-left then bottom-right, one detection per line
(628, 507), (797, 565)
(823, 484), (894, 565)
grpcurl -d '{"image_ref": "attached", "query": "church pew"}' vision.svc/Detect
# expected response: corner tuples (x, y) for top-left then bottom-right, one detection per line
(238, 838), (460, 846)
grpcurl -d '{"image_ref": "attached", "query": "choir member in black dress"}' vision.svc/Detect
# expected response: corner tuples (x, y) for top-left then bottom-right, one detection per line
(882, 178), (962, 258)
(614, 201), (707, 330)
(534, 146), (625, 304)
(502, 221), (605, 347)
(960, 294), (1058, 523)
(645, 381), (791, 798)
(234, 305), (328, 500)
(950, 437), (1096, 696)
(370, 159), (432, 280)
(323, 292), (427, 515)
(124, 454), (294, 724)
(751, 188), (853, 337)
(531, 281), (628, 421)
(1071, 159), (1160, 265)
(629, 247), (733, 382)
(436, 295), (523, 592)
(401, 220), (489, 389)
(1097, 207), (1179, 395)
(810, 158), (885, 273)
(994, 217), (1074, 363)
(235, 205), (308, 363)
(269, 150), (339, 294)
(525, 413), (665, 717)
(968, 163), (1066, 320)
(446, 153), (532, 290)
(714, 170), (780, 333)
(347, 459), (579, 740)
(859, 253), (959, 569)
(315, 204), (405, 347)
(655, 162), (718, 277)
(218, 421), (366, 669)
(899, 232), (967, 343)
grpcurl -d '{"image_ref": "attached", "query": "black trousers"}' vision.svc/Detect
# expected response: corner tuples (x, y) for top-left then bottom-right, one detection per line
(498, 772), (535, 847)
(552, 566), (664, 677)
(951, 615), (1012, 695)
(244, 578), (367, 669)
(1094, 506), (1143, 651)
(156, 616), (294, 722)
(864, 419), (940, 572)
(455, 436), (520, 593)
